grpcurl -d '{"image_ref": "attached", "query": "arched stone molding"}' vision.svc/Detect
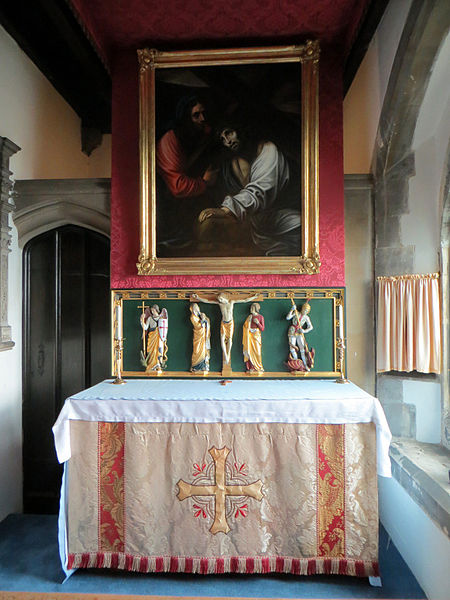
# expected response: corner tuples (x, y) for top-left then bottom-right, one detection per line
(374, 0), (449, 276)
(373, 0), (449, 444)
(13, 178), (110, 248)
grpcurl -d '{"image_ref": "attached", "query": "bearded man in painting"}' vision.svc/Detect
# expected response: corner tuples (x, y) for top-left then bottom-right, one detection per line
(156, 95), (218, 253)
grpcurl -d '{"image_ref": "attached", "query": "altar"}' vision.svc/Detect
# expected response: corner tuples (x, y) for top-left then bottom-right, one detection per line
(53, 379), (391, 580)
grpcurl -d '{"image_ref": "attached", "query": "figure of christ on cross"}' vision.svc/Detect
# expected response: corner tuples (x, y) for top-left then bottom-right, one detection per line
(177, 446), (264, 534)
(190, 290), (258, 373)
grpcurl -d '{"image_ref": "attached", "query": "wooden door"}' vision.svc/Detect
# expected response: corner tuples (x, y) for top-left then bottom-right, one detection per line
(22, 226), (110, 513)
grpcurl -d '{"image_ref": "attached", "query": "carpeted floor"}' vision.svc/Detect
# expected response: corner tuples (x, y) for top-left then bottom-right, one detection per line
(0, 593), (328, 600)
(0, 514), (426, 599)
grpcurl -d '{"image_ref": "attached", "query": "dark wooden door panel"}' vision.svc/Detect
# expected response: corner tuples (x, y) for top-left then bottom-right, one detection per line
(87, 234), (111, 386)
(60, 228), (87, 404)
(24, 233), (57, 463)
(23, 226), (110, 513)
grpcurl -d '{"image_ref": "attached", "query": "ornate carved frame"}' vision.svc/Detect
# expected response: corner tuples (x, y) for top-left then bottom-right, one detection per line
(0, 137), (20, 352)
(137, 43), (320, 275)
(111, 287), (344, 379)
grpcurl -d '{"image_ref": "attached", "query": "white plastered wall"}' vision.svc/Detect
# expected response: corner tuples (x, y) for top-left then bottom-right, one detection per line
(0, 25), (111, 521)
(0, 26), (111, 180)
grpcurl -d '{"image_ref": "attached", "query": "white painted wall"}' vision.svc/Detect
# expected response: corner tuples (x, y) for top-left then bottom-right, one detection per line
(0, 26), (111, 180)
(0, 24), (111, 520)
(379, 476), (450, 600)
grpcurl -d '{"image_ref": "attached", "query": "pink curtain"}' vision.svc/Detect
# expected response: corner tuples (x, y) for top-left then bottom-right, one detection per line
(377, 273), (441, 374)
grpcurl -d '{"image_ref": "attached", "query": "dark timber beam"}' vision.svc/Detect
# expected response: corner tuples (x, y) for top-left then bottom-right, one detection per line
(0, 0), (111, 134)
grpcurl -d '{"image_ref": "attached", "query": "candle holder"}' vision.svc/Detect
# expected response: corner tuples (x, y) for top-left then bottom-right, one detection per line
(112, 337), (127, 385)
(335, 337), (349, 384)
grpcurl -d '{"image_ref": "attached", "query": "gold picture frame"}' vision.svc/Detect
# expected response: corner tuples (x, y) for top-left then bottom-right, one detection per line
(137, 42), (320, 275)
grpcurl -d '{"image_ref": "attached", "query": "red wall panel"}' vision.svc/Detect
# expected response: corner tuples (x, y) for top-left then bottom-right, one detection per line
(110, 47), (345, 289)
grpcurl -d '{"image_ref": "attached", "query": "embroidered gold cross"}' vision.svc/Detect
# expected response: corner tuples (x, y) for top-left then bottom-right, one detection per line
(176, 446), (264, 534)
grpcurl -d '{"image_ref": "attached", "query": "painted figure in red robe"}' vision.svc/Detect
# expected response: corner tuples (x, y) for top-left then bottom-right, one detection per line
(156, 96), (218, 252)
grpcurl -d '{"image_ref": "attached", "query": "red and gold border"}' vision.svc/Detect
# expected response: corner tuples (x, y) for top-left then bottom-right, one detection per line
(98, 422), (125, 553)
(317, 424), (345, 558)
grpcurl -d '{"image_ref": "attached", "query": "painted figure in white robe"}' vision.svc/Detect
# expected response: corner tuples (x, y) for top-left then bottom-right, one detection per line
(190, 302), (210, 372)
(140, 304), (168, 372)
(243, 303), (265, 373)
(286, 300), (314, 372)
(198, 122), (301, 256)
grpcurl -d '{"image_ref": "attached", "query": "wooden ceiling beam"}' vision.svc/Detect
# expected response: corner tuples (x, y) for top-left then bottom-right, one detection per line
(344, 0), (390, 96)
(0, 0), (111, 133)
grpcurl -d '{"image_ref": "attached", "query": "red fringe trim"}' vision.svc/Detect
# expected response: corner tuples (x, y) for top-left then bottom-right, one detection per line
(67, 552), (379, 578)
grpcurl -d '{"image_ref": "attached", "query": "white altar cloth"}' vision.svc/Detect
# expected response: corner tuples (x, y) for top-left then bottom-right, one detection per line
(53, 379), (391, 476)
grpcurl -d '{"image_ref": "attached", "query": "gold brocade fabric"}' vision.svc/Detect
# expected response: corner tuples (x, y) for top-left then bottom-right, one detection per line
(145, 328), (161, 371)
(67, 421), (378, 567)
(190, 312), (209, 370)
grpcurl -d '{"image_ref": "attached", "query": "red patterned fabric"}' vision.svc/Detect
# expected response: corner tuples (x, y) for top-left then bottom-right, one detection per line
(98, 422), (125, 553)
(317, 424), (345, 557)
(69, 0), (369, 65)
(110, 48), (345, 289)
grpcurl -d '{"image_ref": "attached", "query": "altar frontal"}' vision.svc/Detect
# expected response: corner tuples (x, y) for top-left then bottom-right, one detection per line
(66, 419), (379, 577)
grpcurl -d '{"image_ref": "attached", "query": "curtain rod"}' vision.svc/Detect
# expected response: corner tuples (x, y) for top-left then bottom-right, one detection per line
(376, 272), (440, 281)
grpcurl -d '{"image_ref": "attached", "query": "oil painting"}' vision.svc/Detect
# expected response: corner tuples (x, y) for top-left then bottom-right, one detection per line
(137, 44), (319, 275)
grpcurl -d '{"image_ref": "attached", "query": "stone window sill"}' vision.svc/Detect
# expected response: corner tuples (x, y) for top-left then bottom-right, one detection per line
(389, 438), (450, 538)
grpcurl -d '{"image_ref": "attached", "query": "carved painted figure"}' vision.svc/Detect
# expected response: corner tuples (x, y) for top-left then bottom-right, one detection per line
(286, 300), (314, 372)
(190, 291), (258, 367)
(243, 303), (265, 372)
(190, 303), (211, 372)
(140, 304), (168, 372)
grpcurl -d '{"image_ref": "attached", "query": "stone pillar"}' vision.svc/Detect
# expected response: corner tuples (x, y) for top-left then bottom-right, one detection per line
(0, 137), (20, 352)
(440, 152), (450, 450)
(344, 174), (375, 394)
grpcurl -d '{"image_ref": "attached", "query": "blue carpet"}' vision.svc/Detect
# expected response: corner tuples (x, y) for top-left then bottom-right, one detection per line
(0, 514), (425, 598)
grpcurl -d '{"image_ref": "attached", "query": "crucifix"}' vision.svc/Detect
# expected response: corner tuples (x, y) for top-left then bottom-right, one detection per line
(137, 301), (149, 354)
(177, 446), (264, 534)
(190, 290), (258, 375)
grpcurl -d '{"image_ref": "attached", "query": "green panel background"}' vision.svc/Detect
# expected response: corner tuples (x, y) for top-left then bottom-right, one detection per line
(122, 297), (335, 375)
